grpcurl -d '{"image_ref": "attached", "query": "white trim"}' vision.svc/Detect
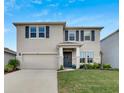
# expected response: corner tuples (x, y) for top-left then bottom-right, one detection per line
(28, 25), (47, 39)
(68, 31), (76, 41)
(84, 31), (91, 41)
(22, 52), (58, 55)
(76, 47), (80, 69)
(29, 26), (37, 39)
(38, 26), (46, 38)
(80, 51), (94, 58)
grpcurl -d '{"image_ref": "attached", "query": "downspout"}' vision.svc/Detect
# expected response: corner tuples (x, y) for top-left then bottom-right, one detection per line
(100, 51), (103, 70)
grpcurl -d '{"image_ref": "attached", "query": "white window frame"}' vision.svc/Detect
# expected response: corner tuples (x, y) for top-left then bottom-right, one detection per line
(80, 51), (94, 63)
(38, 26), (46, 38)
(84, 31), (91, 41)
(29, 26), (37, 38)
(68, 31), (76, 41)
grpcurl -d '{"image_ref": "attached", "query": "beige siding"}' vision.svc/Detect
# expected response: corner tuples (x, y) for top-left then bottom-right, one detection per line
(16, 24), (101, 69)
(17, 25), (63, 53)
(66, 29), (101, 63)
(4, 52), (16, 65)
(80, 30), (100, 63)
(16, 25), (63, 69)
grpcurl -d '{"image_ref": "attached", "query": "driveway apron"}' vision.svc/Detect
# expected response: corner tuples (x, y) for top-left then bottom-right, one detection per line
(5, 70), (58, 93)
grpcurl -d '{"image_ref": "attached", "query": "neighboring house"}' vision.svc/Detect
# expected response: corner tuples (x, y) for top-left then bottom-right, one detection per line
(101, 30), (119, 68)
(13, 22), (103, 69)
(4, 48), (16, 65)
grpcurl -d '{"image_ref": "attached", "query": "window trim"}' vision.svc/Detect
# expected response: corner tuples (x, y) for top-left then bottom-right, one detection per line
(38, 26), (46, 38)
(68, 31), (76, 41)
(80, 51), (94, 63)
(29, 26), (37, 38)
(84, 31), (91, 41)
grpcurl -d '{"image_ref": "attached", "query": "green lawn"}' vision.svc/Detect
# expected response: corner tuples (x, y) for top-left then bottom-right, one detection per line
(58, 70), (119, 93)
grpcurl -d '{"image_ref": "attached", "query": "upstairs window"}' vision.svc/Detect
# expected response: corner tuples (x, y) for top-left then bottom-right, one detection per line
(68, 31), (76, 41)
(39, 27), (45, 38)
(84, 31), (91, 41)
(30, 27), (36, 38)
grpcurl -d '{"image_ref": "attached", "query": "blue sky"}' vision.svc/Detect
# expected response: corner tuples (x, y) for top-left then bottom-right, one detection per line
(4, 0), (119, 51)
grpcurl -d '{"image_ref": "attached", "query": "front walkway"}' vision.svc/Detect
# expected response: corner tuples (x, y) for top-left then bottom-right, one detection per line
(58, 68), (75, 72)
(5, 70), (58, 93)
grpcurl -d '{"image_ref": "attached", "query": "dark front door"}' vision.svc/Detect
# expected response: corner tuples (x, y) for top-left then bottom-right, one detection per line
(64, 52), (72, 67)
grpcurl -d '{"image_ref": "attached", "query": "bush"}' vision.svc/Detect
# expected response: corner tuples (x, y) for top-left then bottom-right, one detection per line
(4, 64), (14, 72)
(93, 63), (100, 69)
(60, 65), (64, 70)
(80, 64), (93, 69)
(86, 64), (94, 69)
(72, 64), (76, 69)
(80, 63), (100, 69)
(103, 64), (111, 69)
(80, 65), (84, 69)
(8, 59), (20, 70)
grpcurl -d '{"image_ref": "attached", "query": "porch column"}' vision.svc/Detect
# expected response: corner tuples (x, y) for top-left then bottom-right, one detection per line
(76, 47), (80, 69)
(59, 47), (63, 69)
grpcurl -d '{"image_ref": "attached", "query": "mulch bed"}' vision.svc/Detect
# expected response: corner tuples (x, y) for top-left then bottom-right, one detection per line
(4, 68), (20, 74)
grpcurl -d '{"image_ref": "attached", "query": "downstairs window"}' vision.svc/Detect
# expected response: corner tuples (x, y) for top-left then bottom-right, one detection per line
(80, 51), (94, 63)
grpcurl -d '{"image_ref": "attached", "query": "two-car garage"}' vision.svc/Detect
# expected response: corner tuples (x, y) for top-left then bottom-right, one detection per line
(21, 54), (58, 70)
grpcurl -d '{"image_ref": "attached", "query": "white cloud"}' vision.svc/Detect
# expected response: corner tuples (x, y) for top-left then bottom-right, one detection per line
(33, 10), (48, 17)
(48, 3), (59, 7)
(31, 0), (42, 4)
(4, 0), (15, 12)
(46, 0), (52, 2)
(4, 0), (16, 16)
(78, 0), (85, 2)
(65, 15), (104, 26)
(68, 0), (85, 3)
(4, 28), (9, 33)
(4, 24), (16, 33)
(53, 12), (62, 17)
(68, 0), (76, 3)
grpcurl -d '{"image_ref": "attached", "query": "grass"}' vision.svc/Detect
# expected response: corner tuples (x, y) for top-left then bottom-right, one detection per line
(58, 70), (119, 93)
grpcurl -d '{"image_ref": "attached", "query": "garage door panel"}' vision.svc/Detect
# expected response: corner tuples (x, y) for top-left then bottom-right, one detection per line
(22, 54), (57, 69)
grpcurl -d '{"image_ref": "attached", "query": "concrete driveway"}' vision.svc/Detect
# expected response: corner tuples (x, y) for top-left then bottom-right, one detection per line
(5, 70), (58, 93)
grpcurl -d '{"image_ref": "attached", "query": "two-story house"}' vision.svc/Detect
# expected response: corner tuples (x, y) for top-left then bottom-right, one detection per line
(13, 22), (103, 70)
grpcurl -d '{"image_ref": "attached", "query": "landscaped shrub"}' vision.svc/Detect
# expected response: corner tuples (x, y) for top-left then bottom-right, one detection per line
(72, 64), (76, 69)
(4, 64), (14, 72)
(60, 65), (64, 70)
(8, 59), (20, 70)
(80, 64), (92, 69)
(93, 63), (100, 69)
(80, 63), (100, 69)
(80, 65), (84, 69)
(86, 64), (94, 69)
(103, 64), (111, 69)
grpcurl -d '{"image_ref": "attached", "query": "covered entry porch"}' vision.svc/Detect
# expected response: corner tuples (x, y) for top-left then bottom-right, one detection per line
(58, 42), (82, 69)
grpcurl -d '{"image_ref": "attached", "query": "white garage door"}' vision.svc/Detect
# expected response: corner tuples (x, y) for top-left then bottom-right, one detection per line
(22, 54), (57, 69)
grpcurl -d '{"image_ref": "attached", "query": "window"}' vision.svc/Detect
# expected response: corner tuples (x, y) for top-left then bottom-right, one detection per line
(86, 51), (94, 63)
(68, 31), (76, 41)
(30, 27), (36, 38)
(84, 31), (91, 40)
(39, 27), (45, 38)
(80, 52), (86, 63)
(80, 51), (94, 63)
